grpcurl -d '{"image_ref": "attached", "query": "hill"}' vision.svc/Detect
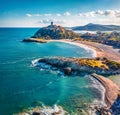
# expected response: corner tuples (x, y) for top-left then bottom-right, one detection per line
(72, 23), (120, 31)
(32, 22), (80, 39)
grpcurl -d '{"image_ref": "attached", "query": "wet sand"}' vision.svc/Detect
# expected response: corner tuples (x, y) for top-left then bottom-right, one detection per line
(91, 73), (119, 108)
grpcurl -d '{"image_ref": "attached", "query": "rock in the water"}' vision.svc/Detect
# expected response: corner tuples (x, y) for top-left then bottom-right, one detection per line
(64, 67), (72, 75)
(32, 112), (40, 115)
(23, 38), (47, 43)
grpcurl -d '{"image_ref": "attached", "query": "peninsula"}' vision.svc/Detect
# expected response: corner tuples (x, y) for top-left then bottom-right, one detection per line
(33, 57), (120, 75)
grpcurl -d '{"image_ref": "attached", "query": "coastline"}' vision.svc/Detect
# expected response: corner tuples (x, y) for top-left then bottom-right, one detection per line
(79, 41), (120, 63)
(47, 39), (120, 62)
(22, 38), (120, 114)
(91, 74), (119, 108)
(89, 74), (120, 115)
(47, 39), (97, 58)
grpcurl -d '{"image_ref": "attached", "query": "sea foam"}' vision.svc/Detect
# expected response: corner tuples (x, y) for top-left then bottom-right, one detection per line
(14, 104), (69, 115)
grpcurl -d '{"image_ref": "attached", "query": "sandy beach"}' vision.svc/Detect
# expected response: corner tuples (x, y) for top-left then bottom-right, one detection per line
(91, 74), (119, 108)
(47, 39), (120, 63)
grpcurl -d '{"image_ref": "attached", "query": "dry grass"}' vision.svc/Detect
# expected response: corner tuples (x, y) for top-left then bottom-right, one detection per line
(78, 59), (108, 69)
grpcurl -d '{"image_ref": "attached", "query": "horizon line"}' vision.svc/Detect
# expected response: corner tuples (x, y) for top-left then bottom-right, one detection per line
(0, 23), (120, 28)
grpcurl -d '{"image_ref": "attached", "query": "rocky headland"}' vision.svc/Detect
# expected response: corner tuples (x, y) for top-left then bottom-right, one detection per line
(32, 22), (80, 40)
(32, 57), (120, 75)
(23, 22), (80, 43)
(23, 38), (47, 43)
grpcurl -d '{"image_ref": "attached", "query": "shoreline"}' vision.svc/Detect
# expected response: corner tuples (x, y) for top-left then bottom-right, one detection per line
(47, 39), (97, 58)
(47, 39), (120, 62)
(89, 74), (120, 115)
(91, 73), (119, 108)
(23, 38), (120, 114)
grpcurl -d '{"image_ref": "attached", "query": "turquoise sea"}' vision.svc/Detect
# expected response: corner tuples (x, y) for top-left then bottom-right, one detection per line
(0, 28), (99, 115)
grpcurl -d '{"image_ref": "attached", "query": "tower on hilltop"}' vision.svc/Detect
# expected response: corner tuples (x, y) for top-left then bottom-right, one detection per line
(51, 22), (53, 26)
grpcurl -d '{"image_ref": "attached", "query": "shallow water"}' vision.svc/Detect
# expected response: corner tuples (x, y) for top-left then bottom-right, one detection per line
(0, 28), (101, 115)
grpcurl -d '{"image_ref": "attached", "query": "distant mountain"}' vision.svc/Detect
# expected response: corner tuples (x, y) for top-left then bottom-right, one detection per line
(32, 22), (79, 39)
(72, 23), (120, 31)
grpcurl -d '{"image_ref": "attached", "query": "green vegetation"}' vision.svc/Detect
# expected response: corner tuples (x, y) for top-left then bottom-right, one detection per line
(31, 23), (120, 48)
(23, 38), (47, 43)
(106, 60), (120, 70)
(80, 32), (120, 48)
(33, 24), (80, 40)
(33, 38), (46, 42)
(72, 57), (120, 70)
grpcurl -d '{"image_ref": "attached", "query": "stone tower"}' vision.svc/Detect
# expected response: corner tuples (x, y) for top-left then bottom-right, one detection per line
(51, 22), (53, 26)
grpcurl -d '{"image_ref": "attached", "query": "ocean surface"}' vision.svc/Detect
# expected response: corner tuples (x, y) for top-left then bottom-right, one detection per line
(0, 28), (101, 115)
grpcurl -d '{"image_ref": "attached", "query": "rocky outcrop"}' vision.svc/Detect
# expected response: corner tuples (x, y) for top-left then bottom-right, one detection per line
(23, 38), (47, 43)
(111, 94), (120, 115)
(14, 105), (69, 115)
(33, 57), (120, 75)
(64, 67), (72, 75)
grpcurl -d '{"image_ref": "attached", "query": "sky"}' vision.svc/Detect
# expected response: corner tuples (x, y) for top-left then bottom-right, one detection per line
(0, 0), (120, 27)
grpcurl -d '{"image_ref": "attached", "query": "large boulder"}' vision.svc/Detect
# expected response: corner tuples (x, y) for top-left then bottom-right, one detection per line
(32, 112), (40, 115)
(64, 67), (72, 75)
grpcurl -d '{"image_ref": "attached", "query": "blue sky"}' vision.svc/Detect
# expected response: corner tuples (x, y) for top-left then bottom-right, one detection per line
(0, 0), (120, 27)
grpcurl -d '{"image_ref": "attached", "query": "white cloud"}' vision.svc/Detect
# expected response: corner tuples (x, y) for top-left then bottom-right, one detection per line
(78, 10), (120, 18)
(56, 13), (61, 16)
(114, 10), (120, 17)
(95, 10), (104, 15)
(78, 13), (82, 17)
(64, 12), (71, 16)
(25, 10), (120, 27)
(26, 13), (41, 17)
(38, 19), (66, 24)
(34, 14), (41, 16)
(103, 10), (115, 16)
(78, 12), (95, 17)
(93, 10), (120, 18)
(85, 12), (95, 17)
(26, 13), (32, 17)
(44, 14), (52, 17)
